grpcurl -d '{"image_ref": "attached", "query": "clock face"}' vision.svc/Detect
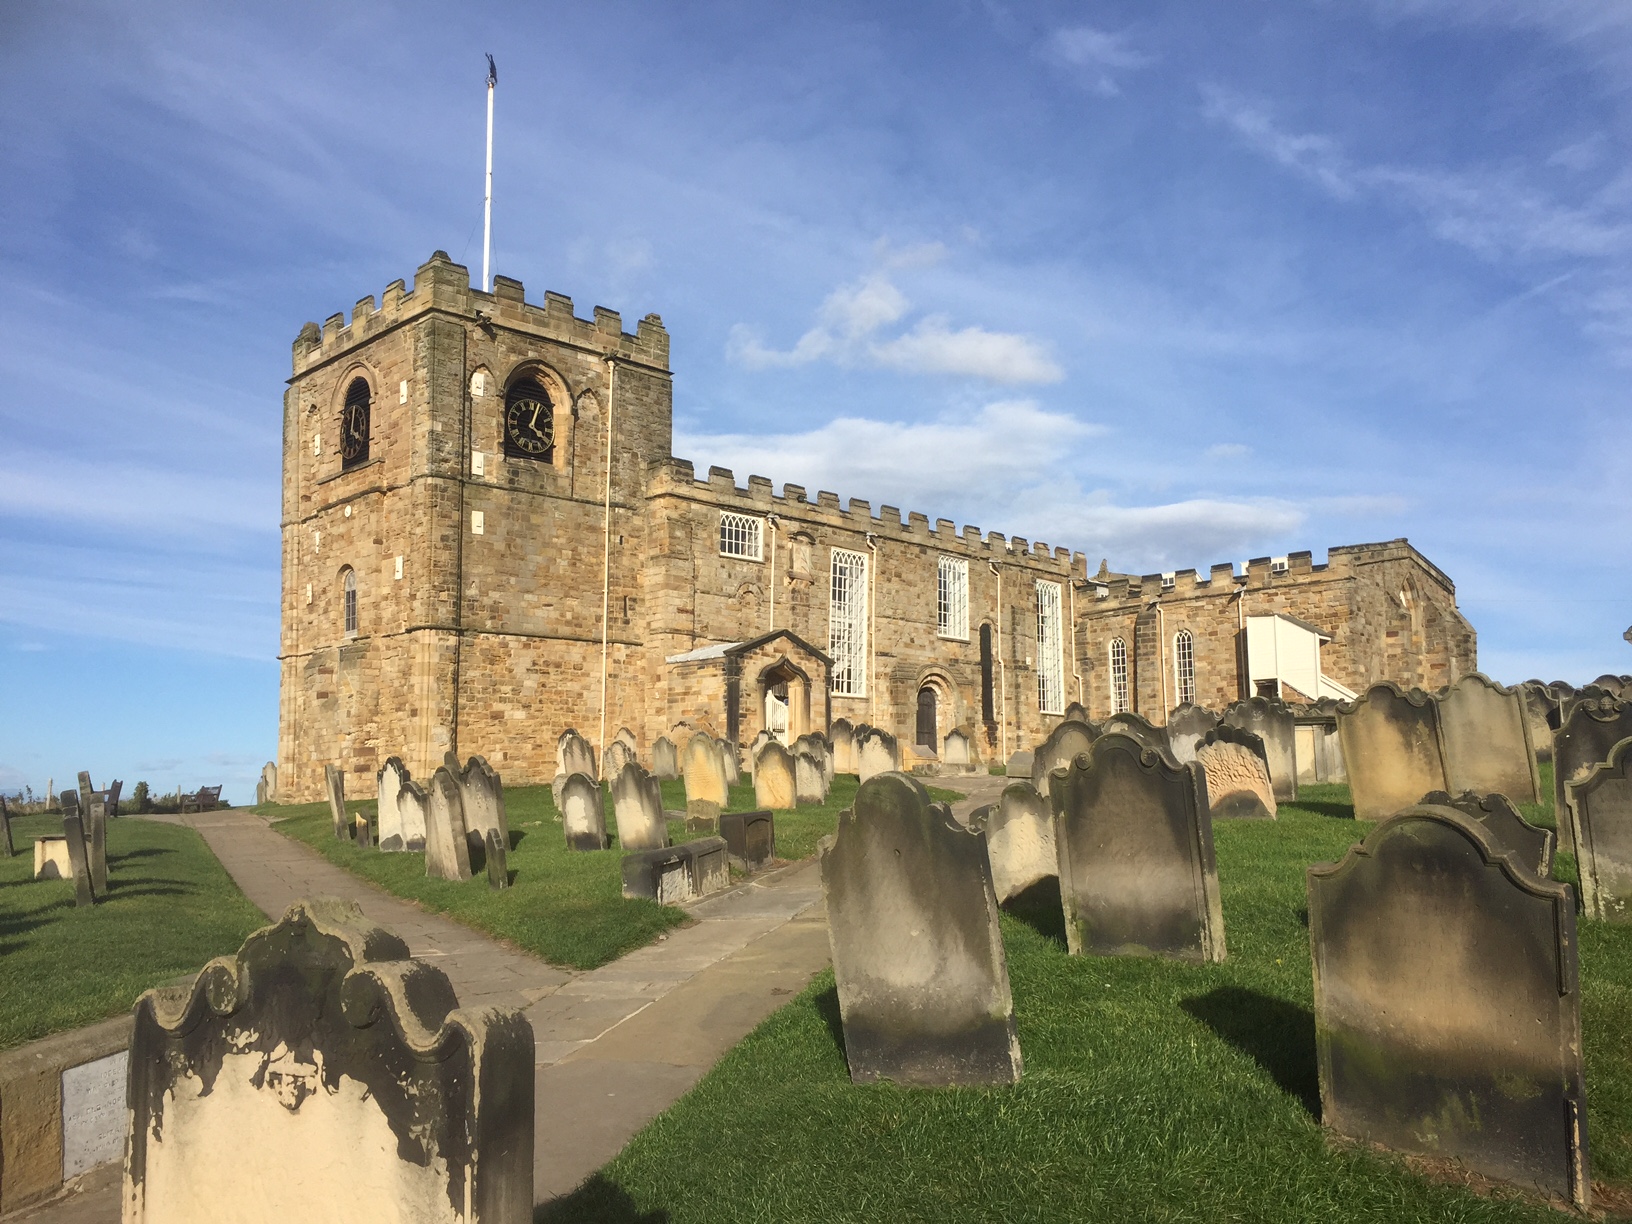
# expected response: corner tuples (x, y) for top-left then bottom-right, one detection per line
(504, 390), (554, 458)
(341, 399), (369, 463)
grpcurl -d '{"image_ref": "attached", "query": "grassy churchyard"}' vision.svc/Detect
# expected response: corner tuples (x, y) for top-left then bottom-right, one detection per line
(0, 812), (265, 1051)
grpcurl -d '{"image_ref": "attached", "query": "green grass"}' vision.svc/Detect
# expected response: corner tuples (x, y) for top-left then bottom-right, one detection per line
(545, 777), (1632, 1222)
(264, 775), (964, 972)
(0, 814), (265, 1051)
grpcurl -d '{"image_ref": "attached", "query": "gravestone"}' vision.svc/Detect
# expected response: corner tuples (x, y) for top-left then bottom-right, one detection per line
(255, 778), (268, 805)
(652, 735), (679, 780)
(720, 739), (741, 786)
(105, 778), (123, 818)
(830, 719), (858, 774)
(1294, 705), (1346, 786)
(611, 761), (668, 851)
(968, 781), (1054, 905)
(324, 765), (348, 840)
(622, 845), (692, 903)
(424, 767), (472, 882)
(681, 836), (731, 896)
(123, 898), (534, 1223)
(819, 772), (1022, 1086)
(1337, 683), (1448, 821)
(260, 761), (278, 803)
(1052, 733), (1226, 962)
(1307, 807), (1589, 1208)
(754, 742), (797, 809)
(485, 828), (509, 890)
(1519, 681), (1558, 764)
(1421, 790), (1553, 878)
(682, 733), (729, 830)
(0, 794), (12, 857)
(720, 810), (775, 871)
(856, 728), (900, 783)
(61, 787), (80, 819)
(76, 771), (94, 822)
(560, 773), (608, 851)
(603, 739), (635, 782)
(745, 730), (771, 776)
(557, 728), (597, 780)
(1195, 725), (1277, 821)
(1221, 697), (1298, 803)
(1437, 673), (1540, 803)
(87, 793), (109, 894)
(942, 727), (977, 773)
(354, 802), (373, 850)
(1030, 719), (1099, 790)
(397, 781), (430, 856)
(793, 733), (831, 783)
(1064, 701), (1090, 723)
(1006, 749), (1034, 779)
(34, 835), (71, 880)
(376, 758), (410, 851)
(1101, 712), (1167, 755)
(1566, 738), (1632, 922)
(1164, 703), (1221, 766)
(795, 751), (827, 805)
(614, 726), (638, 755)
(1553, 695), (1632, 856)
(456, 756), (509, 863)
(61, 813), (95, 907)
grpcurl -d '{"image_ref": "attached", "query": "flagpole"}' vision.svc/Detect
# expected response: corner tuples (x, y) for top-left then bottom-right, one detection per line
(482, 54), (496, 292)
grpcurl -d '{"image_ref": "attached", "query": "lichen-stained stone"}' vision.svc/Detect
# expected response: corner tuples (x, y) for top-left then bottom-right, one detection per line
(1164, 703), (1221, 765)
(1029, 719), (1099, 791)
(1554, 696), (1632, 856)
(122, 898), (534, 1224)
(397, 781), (430, 855)
(1005, 749), (1034, 778)
(819, 772), (1022, 1087)
(792, 733), (832, 783)
(720, 810), (775, 871)
(425, 767), (472, 882)
(376, 758), (410, 851)
(557, 729), (597, 781)
(1438, 673), (1540, 803)
(1421, 789), (1552, 878)
(795, 751), (827, 805)
(614, 726), (638, 755)
(1051, 733), (1225, 963)
(603, 739), (635, 782)
(856, 728), (900, 783)
(829, 719), (857, 774)
(611, 762), (668, 851)
(560, 773), (607, 852)
(1337, 683), (1449, 821)
(1221, 696), (1298, 803)
(1196, 726), (1277, 821)
(754, 742), (796, 809)
(651, 735), (679, 781)
(324, 765), (347, 841)
(1307, 807), (1589, 1209)
(1566, 738), (1632, 922)
(456, 756), (510, 863)
(969, 781), (1054, 904)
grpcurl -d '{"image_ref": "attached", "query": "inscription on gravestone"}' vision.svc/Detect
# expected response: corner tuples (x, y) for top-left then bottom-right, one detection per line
(1195, 726), (1276, 821)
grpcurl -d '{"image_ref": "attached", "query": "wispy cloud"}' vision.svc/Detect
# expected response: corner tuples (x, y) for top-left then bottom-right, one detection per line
(1044, 25), (1153, 96)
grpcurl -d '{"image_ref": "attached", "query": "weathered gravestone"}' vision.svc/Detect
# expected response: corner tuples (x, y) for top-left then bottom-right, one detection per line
(1518, 680), (1558, 764)
(87, 793), (109, 894)
(1164, 703), (1221, 766)
(1221, 696), (1297, 803)
(651, 735), (679, 781)
(123, 898), (534, 1223)
(1554, 696), (1632, 856)
(1566, 737), (1632, 922)
(425, 767), (472, 882)
(255, 777), (268, 805)
(603, 739), (635, 782)
(795, 752), (827, 806)
(819, 772), (1023, 1086)
(484, 828), (509, 890)
(34, 835), (71, 880)
(557, 728), (597, 781)
(942, 727), (978, 773)
(1102, 712), (1168, 756)
(754, 742), (797, 809)
(1030, 719), (1099, 790)
(1307, 807), (1589, 1208)
(1422, 789), (1553, 878)
(622, 845), (691, 903)
(1337, 683), (1448, 822)
(0, 794), (12, 857)
(1195, 725), (1276, 821)
(375, 758), (412, 851)
(1294, 701), (1346, 786)
(354, 801), (373, 850)
(397, 781), (430, 858)
(560, 773), (608, 852)
(720, 809), (775, 871)
(260, 761), (278, 804)
(1051, 733), (1226, 963)
(744, 730), (770, 776)
(683, 836), (731, 896)
(1064, 701), (1090, 723)
(792, 733), (831, 783)
(1006, 749), (1034, 779)
(968, 781), (1054, 905)
(324, 765), (348, 841)
(454, 755), (509, 864)
(829, 719), (857, 774)
(1437, 672), (1540, 803)
(60, 812), (95, 907)
(682, 733), (729, 830)
(719, 740), (741, 786)
(856, 728), (900, 783)
(611, 761), (668, 851)
(614, 726), (638, 755)
(76, 771), (94, 824)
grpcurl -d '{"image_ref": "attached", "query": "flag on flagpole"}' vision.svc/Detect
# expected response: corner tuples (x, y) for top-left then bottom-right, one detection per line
(487, 54), (497, 88)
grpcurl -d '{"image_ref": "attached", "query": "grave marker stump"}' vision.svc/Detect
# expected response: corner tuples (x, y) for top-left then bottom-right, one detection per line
(324, 765), (348, 841)
(720, 809), (775, 871)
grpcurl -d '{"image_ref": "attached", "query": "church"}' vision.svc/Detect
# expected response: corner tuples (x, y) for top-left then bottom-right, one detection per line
(276, 252), (1475, 802)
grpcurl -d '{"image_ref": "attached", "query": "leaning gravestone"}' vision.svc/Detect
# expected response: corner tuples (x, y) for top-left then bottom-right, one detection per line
(611, 761), (668, 851)
(324, 765), (348, 841)
(856, 728), (900, 783)
(1006, 749), (1034, 779)
(0, 794), (12, 858)
(719, 740), (741, 786)
(123, 898), (534, 1223)
(484, 828), (509, 890)
(795, 751), (827, 805)
(76, 771), (95, 823)
(819, 772), (1023, 1086)
(1518, 680), (1558, 763)
(1437, 672), (1540, 803)
(942, 728), (977, 773)
(425, 767), (473, 882)
(398, 781), (430, 856)
(754, 742), (797, 810)
(1052, 733), (1226, 963)
(376, 758), (410, 851)
(652, 735), (679, 781)
(614, 726), (638, 755)
(456, 756), (509, 863)
(1337, 683), (1449, 822)
(682, 733), (729, 830)
(1553, 696), (1632, 856)
(1195, 725), (1277, 821)
(1421, 789), (1553, 878)
(1030, 719), (1099, 790)
(260, 761), (278, 803)
(720, 810), (775, 871)
(1221, 697), (1298, 803)
(829, 719), (857, 774)
(1164, 703), (1221, 766)
(968, 781), (1054, 905)
(86, 793), (109, 894)
(603, 739), (635, 782)
(60, 812), (95, 908)
(561, 773), (607, 851)
(1566, 738), (1632, 922)
(1307, 807), (1589, 1208)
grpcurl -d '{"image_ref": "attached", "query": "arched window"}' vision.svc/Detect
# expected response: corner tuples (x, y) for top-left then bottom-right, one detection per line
(1173, 629), (1195, 706)
(342, 568), (358, 637)
(979, 624), (995, 729)
(502, 375), (555, 462)
(1109, 637), (1129, 714)
(341, 378), (371, 470)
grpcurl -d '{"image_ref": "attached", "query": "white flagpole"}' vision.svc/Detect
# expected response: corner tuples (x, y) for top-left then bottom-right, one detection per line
(482, 55), (496, 292)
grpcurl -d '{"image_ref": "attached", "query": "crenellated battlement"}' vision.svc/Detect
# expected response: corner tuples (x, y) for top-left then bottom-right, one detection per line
(291, 251), (671, 375)
(1082, 539), (1447, 604)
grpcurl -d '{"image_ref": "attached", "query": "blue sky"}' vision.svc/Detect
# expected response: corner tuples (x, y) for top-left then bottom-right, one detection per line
(3, 1), (1630, 802)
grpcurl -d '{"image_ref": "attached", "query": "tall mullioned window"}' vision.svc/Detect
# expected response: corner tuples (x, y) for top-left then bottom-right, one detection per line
(1174, 629), (1196, 706)
(1036, 580), (1064, 714)
(937, 556), (969, 640)
(1109, 637), (1129, 713)
(718, 512), (764, 560)
(342, 568), (358, 637)
(829, 548), (869, 696)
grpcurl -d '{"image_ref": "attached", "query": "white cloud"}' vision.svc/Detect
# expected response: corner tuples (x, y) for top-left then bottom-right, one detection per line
(1206, 442), (1252, 460)
(1046, 26), (1152, 96)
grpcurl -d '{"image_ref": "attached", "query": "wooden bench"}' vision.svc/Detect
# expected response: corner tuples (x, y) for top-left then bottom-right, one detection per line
(178, 785), (222, 813)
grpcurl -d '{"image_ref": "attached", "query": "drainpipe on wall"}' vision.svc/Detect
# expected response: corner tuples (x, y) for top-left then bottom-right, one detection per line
(598, 357), (616, 762)
(767, 514), (779, 632)
(865, 533), (879, 725)
(989, 560), (1007, 761)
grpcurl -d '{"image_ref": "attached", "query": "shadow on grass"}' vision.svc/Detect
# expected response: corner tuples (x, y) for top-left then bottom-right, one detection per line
(536, 1173), (668, 1222)
(1180, 985), (1321, 1119)
(1002, 876), (1066, 947)
(1295, 800), (1356, 821)
(815, 984), (846, 1057)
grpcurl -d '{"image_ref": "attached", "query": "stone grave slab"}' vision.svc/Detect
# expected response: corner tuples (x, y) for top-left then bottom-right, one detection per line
(652, 735), (679, 780)
(680, 836), (730, 896)
(682, 733), (729, 831)
(1165, 703), (1221, 766)
(87, 794), (109, 894)
(398, 781), (430, 856)
(1222, 696), (1298, 803)
(1006, 749), (1034, 779)
(557, 729), (598, 781)
(34, 835), (71, 880)
(560, 773), (608, 852)
(1554, 696), (1632, 856)
(829, 719), (857, 774)
(260, 762), (278, 804)
(61, 813), (95, 907)
(324, 765), (347, 841)
(720, 809), (775, 871)
(1337, 683), (1449, 822)
(614, 726), (638, 755)
(942, 727), (977, 772)
(754, 742), (797, 809)
(621, 846), (692, 903)
(795, 751), (827, 805)
(376, 757), (411, 852)
(1029, 719), (1099, 791)
(856, 728), (900, 783)
(603, 739), (635, 782)
(1437, 673), (1540, 803)
(1421, 789), (1553, 878)
(720, 740), (741, 786)
(484, 828), (509, 890)
(969, 781), (1054, 905)
(1196, 726), (1277, 821)
(0, 795), (13, 857)
(425, 767), (472, 882)
(611, 762), (668, 851)
(455, 756), (509, 863)
(1566, 738), (1632, 922)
